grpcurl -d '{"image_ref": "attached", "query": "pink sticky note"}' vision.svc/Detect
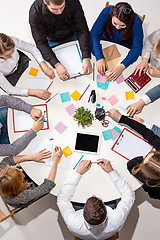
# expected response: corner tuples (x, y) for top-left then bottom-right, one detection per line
(102, 97), (106, 100)
(66, 104), (76, 116)
(97, 74), (107, 84)
(108, 95), (118, 106)
(55, 121), (67, 134)
(116, 74), (124, 84)
(111, 128), (120, 141)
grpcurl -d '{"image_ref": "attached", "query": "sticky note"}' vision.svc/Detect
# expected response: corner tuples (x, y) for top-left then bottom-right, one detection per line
(70, 90), (81, 101)
(97, 80), (110, 90)
(102, 97), (106, 100)
(102, 129), (113, 141)
(55, 121), (67, 134)
(125, 91), (135, 100)
(114, 126), (122, 134)
(97, 74), (107, 84)
(60, 92), (71, 103)
(63, 146), (72, 157)
(111, 128), (120, 141)
(116, 74), (124, 84)
(52, 155), (62, 163)
(28, 67), (39, 77)
(96, 104), (100, 107)
(65, 104), (76, 116)
(108, 95), (118, 106)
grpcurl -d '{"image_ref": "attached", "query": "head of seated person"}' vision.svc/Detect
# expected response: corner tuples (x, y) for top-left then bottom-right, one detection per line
(83, 196), (107, 225)
(104, 2), (135, 43)
(0, 33), (15, 60)
(43, 0), (65, 15)
(0, 166), (28, 198)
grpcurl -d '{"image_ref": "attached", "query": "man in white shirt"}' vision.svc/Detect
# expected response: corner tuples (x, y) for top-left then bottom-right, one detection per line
(57, 159), (135, 240)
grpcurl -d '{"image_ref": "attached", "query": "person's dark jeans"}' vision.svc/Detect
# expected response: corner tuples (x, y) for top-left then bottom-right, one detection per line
(0, 107), (10, 144)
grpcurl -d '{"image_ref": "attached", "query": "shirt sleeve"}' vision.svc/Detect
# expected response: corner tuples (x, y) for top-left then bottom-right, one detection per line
(90, 7), (111, 61)
(57, 172), (82, 227)
(121, 15), (143, 68)
(0, 129), (36, 156)
(144, 84), (160, 103)
(142, 94), (152, 105)
(108, 170), (135, 228)
(0, 72), (28, 96)
(0, 156), (16, 172)
(12, 36), (44, 64)
(0, 95), (33, 113)
(119, 115), (160, 150)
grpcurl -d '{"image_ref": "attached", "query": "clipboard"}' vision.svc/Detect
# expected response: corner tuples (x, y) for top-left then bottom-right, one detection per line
(54, 44), (83, 79)
(111, 128), (153, 161)
(12, 104), (49, 133)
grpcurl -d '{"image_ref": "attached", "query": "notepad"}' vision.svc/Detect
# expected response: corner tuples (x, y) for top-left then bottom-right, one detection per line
(112, 128), (153, 161)
(12, 104), (49, 133)
(54, 44), (83, 78)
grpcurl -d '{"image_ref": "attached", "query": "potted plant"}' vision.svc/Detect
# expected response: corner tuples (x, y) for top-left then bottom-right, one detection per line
(73, 107), (94, 128)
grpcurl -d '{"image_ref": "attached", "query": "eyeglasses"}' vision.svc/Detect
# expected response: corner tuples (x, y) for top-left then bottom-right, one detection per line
(114, 6), (132, 15)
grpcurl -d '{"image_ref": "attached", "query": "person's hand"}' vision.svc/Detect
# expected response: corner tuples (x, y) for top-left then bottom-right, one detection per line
(106, 64), (125, 81)
(97, 58), (107, 76)
(32, 116), (44, 133)
(40, 61), (55, 79)
(133, 117), (144, 124)
(126, 99), (145, 117)
(55, 62), (70, 80)
(29, 149), (52, 163)
(82, 58), (92, 75)
(28, 89), (51, 100)
(53, 146), (63, 161)
(76, 160), (92, 175)
(134, 58), (149, 76)
(148, 66), (160, 78)
(97, 159), (113, 173)
(30, 107), (42, 120)
(107, 108), (122, 121)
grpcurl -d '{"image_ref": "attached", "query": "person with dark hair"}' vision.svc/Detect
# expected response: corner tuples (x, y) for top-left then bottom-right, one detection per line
(57, 159), (135, 239)
(29, 0), (92, 81)
(107, 108), (160, 200)
(90, 2), (143, 81)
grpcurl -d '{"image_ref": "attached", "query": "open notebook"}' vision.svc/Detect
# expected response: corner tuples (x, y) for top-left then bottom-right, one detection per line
(54, 44), (83, 79)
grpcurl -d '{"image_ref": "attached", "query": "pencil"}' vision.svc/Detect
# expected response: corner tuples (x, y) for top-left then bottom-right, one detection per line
(73, 155), (84, 170)
(46, 92), (59, 103)
(93, 62), (95, 81)
(46, 81), (53, 90)
(79, 84), (90, 100)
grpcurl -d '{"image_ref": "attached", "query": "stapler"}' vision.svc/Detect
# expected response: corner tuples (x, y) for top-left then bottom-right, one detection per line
(88, 90), (96, 103)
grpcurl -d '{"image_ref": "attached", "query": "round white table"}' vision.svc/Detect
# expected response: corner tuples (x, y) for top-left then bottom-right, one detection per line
(8, 40), (160, 203)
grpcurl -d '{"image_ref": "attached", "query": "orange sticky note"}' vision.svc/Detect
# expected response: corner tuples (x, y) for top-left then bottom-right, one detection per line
(52, 155), (62, 163)
(70, 90), (81, 101)
(62, 146), (72, 157)
(125, 91), (135, 100)
(28, 67), (39, 77)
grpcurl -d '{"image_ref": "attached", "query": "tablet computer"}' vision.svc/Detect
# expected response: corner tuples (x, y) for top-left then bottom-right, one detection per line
(74, 132), (101, 154)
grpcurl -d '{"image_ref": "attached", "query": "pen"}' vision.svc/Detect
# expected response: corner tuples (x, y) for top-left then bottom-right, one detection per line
(73, 155), (84, 170)
(36, 117), (47, 122)
(56, 147), (61, 158)
(93, 63), (95, 81)
(46, 81), (53, 90)
(46, 92), (59, 103)
(79, 84), (90, 100)
(91, 161), (103, 163)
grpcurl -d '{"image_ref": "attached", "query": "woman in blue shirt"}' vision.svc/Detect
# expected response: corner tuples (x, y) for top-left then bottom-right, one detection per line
(90, 2), (143, 81)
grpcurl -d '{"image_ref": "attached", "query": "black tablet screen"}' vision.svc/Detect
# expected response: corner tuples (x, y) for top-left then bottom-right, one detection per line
(75, 133), (99, 153)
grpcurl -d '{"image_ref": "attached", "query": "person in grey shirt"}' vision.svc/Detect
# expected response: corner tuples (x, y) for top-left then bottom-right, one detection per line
(0, 94), (43, 156)
(0, 146), (62, 208)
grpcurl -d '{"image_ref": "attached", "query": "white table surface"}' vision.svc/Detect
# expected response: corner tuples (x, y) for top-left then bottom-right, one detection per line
(7, 40), (160, 203)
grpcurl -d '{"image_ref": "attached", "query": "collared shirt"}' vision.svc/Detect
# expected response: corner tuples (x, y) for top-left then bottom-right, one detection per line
(0, 36), (44, 96)
(57, 170), (135, 240)
(142, 29), (160, 70)
(29, 0), (91, 67)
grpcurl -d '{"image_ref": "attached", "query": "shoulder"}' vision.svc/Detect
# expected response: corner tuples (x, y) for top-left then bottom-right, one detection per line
(30, 0), (43, 14)
(101, 6), (113, 15)
(134, 13), (143, 25)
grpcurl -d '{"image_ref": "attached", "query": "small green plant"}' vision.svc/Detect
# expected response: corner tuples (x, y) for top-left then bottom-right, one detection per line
(73, 107), (94, 128)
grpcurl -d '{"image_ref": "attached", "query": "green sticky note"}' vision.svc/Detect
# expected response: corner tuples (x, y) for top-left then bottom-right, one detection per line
(114, 127), (122, 134)
(96, 104), (100, 107)
(102, 129), (113, 141)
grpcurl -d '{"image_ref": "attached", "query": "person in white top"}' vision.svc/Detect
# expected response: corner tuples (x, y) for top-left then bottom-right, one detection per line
(57, 159), (135, 240)
(134, 29), (160, 77)
(0, 33), (55, 100)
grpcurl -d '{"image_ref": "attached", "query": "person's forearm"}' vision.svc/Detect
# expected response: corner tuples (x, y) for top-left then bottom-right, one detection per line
(47, 158), (58, 182)
(13, 155), (29, 164)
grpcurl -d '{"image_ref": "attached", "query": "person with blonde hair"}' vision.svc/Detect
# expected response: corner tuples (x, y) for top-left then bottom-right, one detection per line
(0, 146), (62, 208)
(134, 29), (160, 77)
(0, 33), (55, 99)
(107, 108), (160, 199)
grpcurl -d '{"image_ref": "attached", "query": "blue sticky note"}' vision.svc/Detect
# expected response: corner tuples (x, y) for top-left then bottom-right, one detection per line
(96, 104), (100, 107)
(60, 92), (71, 103)
(97, 80), (110, 90)
(102, 129), (113, 141)
(114, 127), (122, 134)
